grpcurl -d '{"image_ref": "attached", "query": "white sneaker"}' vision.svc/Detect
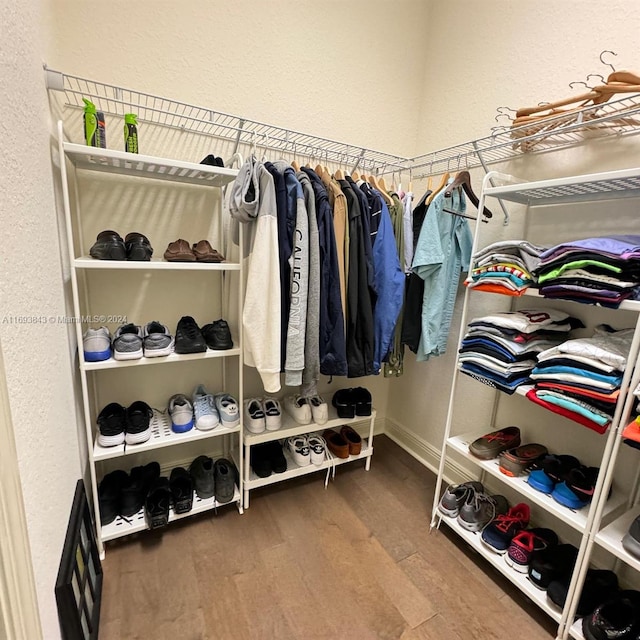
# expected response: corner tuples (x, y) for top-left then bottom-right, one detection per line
(214, 393), (240, 428)
(168, 394), (194, 433)
(308, 395), (328, 425)
(307, 434), (327, 466)
(263, 397), (282, 431)
(284, 395), (312, 425)
(244, 398), (266, 433)
(83, 326), (112, 362)
(286, 435), (311, 466)
(192, 384), (220, 431)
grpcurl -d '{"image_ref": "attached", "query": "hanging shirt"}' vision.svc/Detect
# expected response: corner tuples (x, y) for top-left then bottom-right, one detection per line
(402, 192), (414, 273)
(412, 188), (472, 361)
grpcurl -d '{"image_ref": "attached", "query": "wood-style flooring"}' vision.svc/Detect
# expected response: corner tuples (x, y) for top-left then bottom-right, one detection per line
(98, 435), (555, 640)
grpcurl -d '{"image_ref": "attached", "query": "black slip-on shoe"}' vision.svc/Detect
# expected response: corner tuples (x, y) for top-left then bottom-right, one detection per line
(145, 477), (172, 529)
(214, 458), (236, 504)
(98, 469), (128, 524)
(124, 231), (153, 261)
(90, 230), (126, 260)
(175, 316), (207, 354)
(250, 443), (272, 478)
(169, 467), (194, 514)
(121, 461), (161, 518)
(332, 388), (356, 418)
(353, 387), (372, 416)
(189, 455), (215, 499)
(266, 440), (287, 473)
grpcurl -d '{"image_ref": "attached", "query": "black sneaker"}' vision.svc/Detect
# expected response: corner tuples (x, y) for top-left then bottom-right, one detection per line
(202, 319), (233, 350)
(582, 590), (640, 640)
(548, 569), (618, 616)
(214, 458), (236, 504)
(189, 455), (215, 499)
(169, 467), (194, 514)
(89, 230), (126, 260)
(267, 440), (287, 474)
(175, 316), (207, 354)
(145, 477), (172, 529)
(124, 232), (153, 261)
(120, 462), (160, 518)
(97, 402), (126, 447)
(125, 401), (153, 445)
(98, 470), (128, 524)
(528, 543), (578, 590)
(200, 154), (224, 167)
(250, 443), (272, 478)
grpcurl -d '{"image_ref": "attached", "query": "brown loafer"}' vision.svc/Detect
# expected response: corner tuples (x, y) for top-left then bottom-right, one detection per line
(340, 425), (362, 455)
(192, 240), (225, 263)
(322, 429), (349, 459)
(164, 239), (195, 262)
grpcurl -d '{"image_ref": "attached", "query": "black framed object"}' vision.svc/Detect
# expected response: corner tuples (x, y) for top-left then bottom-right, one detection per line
(55, 480), (103, 640)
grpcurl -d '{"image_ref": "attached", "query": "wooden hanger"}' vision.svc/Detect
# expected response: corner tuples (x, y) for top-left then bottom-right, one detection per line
(291, 160), (300, 171)
(334, 169), (345, 180)
(315, 164), (325, 176)
(426, 171), (450, 205)
(444, 171), (493, 219)
(608, 70), (640, 85)
(368, 174), (394, 205)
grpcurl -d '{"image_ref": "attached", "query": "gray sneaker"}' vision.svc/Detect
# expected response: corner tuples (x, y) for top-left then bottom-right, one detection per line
(458, 489), (509, 532)
(438, 481), (484, 517)
(623, 515), (640, 559)
(113, 323), (143, 360)
(142, 321), (174, 357)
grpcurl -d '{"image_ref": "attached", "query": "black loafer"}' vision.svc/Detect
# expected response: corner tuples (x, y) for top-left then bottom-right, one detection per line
(169, 467), (193, 514)
(332, 388), (356, 419)
(90, 230), (126, 260)
(145, 477), (171, 529)
(353, 387), (372, 416)
(124, 231), (153, 261)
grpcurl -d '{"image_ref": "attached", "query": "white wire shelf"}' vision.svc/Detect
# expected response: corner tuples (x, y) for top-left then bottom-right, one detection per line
(595, 505), (640, 573)
(74, 257), (239, 271)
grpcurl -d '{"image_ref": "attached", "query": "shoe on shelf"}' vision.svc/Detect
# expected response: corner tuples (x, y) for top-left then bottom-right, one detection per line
(262, 397), (281, 431)
(169, 467), (194, 514)
(528, 543), (579, 590)
(120, 462), (160, 518)
(332, 388), (356, 418)
(83, 326), (112, 362)
(622, 515), (640, 559)
(164, 238), (196, 262)
(340, 425), (363, 455)
(200, 154), (224, 167)
(168, 394), (194, 433)
(142, 321), (174, 357)
(267, 440), (287, 473)
(307, 434), (327, 466)
(498, 443), (548, 477)
(124, 231), (153, 261)
(189, 455), (216, 499)
(353, 387), (372, 416)
(202, 319), (233, 350)
(458, 490), (509, 532)
(438, 481), (484, 518)
(552, 466), (600, 510)
(244, 398), (266, 433)
(125, 400), (153, 445)
(97, 402), (126, 447)
(284, 395), (312, 425)
(89, 230), (126, 260)
(214, 458), (236, 504)
(481, 503), (530, 554)
(98, 470), (128, 524)
(214, 393), (240, 428)
(250, 443), (273, 478)
(505, 528), (559, 573)
(192, 384), (220, 431)
(286, 435), (311, 467)
(145, 477), (172, 529)
(308, 395), (328, 424)
(527, 454), (582, 494)
(548, 568), (618, 617)
(113, 323), (143, 360)
(469, 426), (521, 460)
(174, 316), (207, 354)
(323, 429), (349, 459)
(192, 240), (225, 263)
(582, 590), (640, 640)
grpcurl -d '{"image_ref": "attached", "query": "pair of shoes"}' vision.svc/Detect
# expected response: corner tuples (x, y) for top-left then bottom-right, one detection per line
(97, 401), (152, 446)
(505, 528), (558, 573)
(438, 480), (484, 517)
(169, 387), (239, 433)
(111, 321), (175, 360)
(83, 326), (112, 361)
(189, 455), (236, 503)
(481, 503), (531, 553)
(175, 316), (233, 353)
(250, 441), (287, 477)
(582, 590), (640, 639)
(498, 442), (548, 477)
(200, 154), (225, 167)
(322, 426), (362, 459)
(283, 395), (328, 425)
(164, 239), (225, 263)
(285, 434), (327, 466)
(90, 230), (153, 261)
(244, 397), (281, 433)
(549, 568), (618, 617)
(331, 388), (372, 418)
(469, 426), (521, 460)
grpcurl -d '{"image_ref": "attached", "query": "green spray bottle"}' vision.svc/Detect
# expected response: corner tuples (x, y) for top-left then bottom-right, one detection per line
(83, 98), (106, 148)
(124, 113), (138, 154)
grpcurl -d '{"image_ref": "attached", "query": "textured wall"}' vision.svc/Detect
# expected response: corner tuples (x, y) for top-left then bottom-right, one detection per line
(0, 0), (82, 636)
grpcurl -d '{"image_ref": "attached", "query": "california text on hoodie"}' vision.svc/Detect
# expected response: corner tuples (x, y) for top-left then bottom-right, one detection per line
(229, 157), (282, 392)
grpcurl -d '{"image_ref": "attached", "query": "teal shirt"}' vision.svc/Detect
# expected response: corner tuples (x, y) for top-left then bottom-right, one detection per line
(412, 187), (473, 361)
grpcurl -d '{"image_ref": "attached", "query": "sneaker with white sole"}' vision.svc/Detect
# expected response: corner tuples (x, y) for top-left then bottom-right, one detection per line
(83, 326), (112, 362)
(113, 323), (143, 360)
(263, 397), (282, 430)
(192, 384), (220, 431)
(284, 395), (312, 425)
(214, 393), (240, 428)
(97, 402), (126, 447)
(307, 434), (327, 465)
(308, 396), (328, 425)
(142, 321), (174, 357)
(286, 435), (311, 466)
(125, 401), (153, 445)
(244, 398), (266, 433)
(168, 394), (194, 433)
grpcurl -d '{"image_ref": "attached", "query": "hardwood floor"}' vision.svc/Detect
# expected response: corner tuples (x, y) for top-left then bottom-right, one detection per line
(98, 436), (556, 640)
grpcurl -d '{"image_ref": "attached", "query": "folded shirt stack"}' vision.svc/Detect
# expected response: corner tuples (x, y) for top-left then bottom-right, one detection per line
(534, 235), (640, 308)
(527, 324), (634, 434)
(466, 240), (548, 296)
(459, 309), (580, 394)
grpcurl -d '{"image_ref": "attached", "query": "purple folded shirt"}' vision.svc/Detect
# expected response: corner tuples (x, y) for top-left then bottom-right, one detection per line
(540, 235), (640, 263)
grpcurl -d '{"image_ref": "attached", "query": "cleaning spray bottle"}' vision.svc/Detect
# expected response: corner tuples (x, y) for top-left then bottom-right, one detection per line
(83, 98), (106, 148)
(124, 113), (138, 154)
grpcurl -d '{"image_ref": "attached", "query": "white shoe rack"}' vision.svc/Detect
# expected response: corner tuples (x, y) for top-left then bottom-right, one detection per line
(430, 167), (640, 640)
(57, 122), (245, 556)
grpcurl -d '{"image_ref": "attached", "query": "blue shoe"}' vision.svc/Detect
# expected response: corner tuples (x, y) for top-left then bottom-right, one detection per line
(83, 327), (112, 362)
(552, 482), (588, 509)
(527, 469), (555, 494)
